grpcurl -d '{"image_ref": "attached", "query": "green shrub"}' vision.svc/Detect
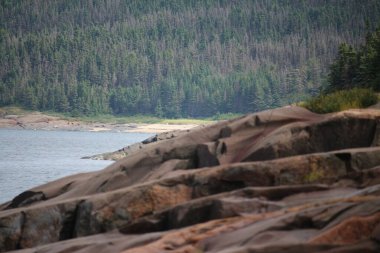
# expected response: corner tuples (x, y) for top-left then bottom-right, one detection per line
(303, 88), (378, 113)
(211, 112), (244, 121)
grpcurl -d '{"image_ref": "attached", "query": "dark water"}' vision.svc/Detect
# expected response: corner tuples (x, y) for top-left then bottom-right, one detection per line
(0, 129), (152, 204)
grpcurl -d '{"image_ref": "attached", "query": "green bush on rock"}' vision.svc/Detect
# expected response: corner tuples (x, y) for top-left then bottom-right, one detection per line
(303, 88), (378, 113)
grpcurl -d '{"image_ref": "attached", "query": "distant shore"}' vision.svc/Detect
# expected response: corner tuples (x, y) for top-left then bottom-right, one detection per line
(0, 111), (199, 133)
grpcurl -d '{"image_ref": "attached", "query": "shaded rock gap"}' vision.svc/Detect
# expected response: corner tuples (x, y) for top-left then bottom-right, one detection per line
(59, 202), (81, 241)
(73, 200), (92, 238)
(16, 211), (26, 250)
(314, 204), (357, 231)
(371, 120), (380, 146)
(60, 182), (74, 195)
(335, 153), (354, 172)
(241, 184), (331, 201)
(6, 191), (46, 210)
(98, 180), (109, 191)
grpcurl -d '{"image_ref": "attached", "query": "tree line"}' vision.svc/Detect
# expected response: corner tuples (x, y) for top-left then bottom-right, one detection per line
(0, 0), (379, 117)
(326, 27), (380, 92)
(303, 26), (379, 114)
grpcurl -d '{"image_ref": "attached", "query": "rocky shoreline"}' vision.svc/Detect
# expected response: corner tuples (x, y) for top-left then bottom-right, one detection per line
(1, 106), (380, 252)
(82, 127), (206, 160)
(0, 112), (198, 133)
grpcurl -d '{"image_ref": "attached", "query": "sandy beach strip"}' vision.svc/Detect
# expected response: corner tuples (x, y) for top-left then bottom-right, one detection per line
(0, 113), (201, 133)
(124, 123), (199, 133)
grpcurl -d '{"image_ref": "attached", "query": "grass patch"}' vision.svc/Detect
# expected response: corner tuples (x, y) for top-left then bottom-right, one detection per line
(0, 106), (33, 116)
(17, 110), (215, 125)
(73, 114), (215, 125)
(159, 118), (214, 125)
(0, 106), (242, 125)
(209, 112), (244, 121)
(302, 88), (378, 114)
(73, 114), (161, 124)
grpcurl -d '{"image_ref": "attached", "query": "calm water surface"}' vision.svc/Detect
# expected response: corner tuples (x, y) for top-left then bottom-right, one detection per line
(0, 129), (152, 204)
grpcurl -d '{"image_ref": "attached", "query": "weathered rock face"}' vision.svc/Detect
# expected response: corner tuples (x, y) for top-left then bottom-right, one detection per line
(1, 106), (380, 253)
(82, 128), (196, 160)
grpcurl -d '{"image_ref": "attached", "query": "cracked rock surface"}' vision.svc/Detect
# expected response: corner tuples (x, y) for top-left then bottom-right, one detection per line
(1, 106), (380, 252)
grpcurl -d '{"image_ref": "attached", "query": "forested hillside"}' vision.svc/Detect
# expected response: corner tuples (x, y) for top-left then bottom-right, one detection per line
(1, 0), (379, 117)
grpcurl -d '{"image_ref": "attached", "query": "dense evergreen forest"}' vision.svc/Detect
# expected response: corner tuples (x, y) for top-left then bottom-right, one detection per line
(303, 26), (380, 114)
(1, 0), (380, 117)
(327, 27), (380, 93)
